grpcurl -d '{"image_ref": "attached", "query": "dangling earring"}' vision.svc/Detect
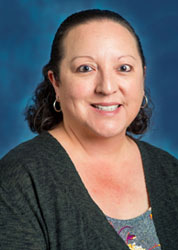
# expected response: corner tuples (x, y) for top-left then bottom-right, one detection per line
(53, 99), (61, 112)
(141, 95), (148, 109)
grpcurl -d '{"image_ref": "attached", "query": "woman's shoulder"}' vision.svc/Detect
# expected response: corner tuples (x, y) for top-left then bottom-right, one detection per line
(1, 132), (59, 163)
(2, 131), (66, 159)
(0, 132), (68, 187)
(134, 139), (178, 189)
(137, 140), (177, 161)
(136, 139), (178, 176)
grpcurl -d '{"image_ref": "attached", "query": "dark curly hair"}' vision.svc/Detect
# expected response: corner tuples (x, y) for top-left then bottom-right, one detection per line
(24, 9), (152, 135)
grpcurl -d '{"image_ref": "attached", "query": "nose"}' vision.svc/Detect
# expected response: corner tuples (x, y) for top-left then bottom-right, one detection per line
(95, 70), (118, 95)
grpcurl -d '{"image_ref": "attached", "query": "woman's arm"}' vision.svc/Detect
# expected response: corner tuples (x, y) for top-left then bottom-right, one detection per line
(0, 183), (48, 250)
(0, 155), (49, 250)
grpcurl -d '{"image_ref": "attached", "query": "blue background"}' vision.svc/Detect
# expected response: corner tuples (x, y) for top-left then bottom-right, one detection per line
(1, 0), (178, 158)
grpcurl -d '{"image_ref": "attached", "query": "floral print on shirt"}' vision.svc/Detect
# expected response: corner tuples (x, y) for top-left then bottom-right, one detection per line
(107, 209), (161, 250)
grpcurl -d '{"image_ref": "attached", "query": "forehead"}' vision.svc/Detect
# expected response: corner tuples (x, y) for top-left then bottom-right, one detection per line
(62, 20), (139, 59)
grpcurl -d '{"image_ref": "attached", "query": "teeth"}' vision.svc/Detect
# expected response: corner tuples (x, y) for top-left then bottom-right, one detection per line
(94, 105), (119, 111)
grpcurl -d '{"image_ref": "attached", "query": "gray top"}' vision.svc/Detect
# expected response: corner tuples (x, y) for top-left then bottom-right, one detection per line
(106, 208), (161, 249)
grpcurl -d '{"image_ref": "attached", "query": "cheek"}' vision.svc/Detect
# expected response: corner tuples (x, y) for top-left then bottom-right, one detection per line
(59, 79), (93, 101)
(129, 76), (144, 98)
(124, 78), (144, 109)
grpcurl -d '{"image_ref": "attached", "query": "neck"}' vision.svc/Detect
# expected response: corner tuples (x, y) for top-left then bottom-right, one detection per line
(52, 122), (133, 162)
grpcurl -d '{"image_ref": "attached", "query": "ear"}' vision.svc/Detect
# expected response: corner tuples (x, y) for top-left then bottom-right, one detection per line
(143, 66), (146, 78)
(48, 70), (60, 97)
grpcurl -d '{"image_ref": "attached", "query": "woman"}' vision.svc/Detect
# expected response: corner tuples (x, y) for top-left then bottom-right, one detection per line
(0, 9), (178, 250)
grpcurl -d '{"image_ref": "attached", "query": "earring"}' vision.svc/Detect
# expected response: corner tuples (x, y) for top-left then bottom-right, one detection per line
(53, 99), (61, 112)
(141, 95), (148, 109)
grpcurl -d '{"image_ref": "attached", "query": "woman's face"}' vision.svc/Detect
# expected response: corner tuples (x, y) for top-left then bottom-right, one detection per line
(50, 20), (145, 139)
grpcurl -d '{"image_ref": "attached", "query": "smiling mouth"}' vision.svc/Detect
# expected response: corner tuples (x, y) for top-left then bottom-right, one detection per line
(91, 104), (121, 111)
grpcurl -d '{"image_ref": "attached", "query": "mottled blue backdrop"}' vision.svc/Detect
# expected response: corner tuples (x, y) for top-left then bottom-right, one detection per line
(1, 0), (178, 158)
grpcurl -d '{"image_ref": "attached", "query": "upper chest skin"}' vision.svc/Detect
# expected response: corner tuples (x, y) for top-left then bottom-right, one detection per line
(72, 151), (149, 220)
(49, 129), (149, 220)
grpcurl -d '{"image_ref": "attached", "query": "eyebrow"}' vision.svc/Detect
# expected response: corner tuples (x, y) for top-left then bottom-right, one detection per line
(70, 56), (95, 63)
(118, 55), (136, 61)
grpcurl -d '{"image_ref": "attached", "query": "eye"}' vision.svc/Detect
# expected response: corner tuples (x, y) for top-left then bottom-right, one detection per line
(119, 64), (132, 72)
(77, 65), (93, 72)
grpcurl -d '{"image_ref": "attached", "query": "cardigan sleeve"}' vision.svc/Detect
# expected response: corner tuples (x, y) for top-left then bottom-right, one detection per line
(0, 185), (47, 250)
(0, 155), (49, 250)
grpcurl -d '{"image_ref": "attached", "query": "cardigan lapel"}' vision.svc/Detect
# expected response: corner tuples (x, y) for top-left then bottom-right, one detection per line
(137, 140), (178, 249)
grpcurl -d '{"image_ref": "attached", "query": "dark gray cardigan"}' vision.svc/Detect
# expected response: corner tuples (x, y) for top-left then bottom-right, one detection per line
(0, 132), (178, 250)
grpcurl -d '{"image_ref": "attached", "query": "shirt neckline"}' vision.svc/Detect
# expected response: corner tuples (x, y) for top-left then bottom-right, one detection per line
(106, 207), (152, 223)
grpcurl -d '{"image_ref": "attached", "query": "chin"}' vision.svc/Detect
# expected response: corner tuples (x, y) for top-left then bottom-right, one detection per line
(89, 125), (127, 139)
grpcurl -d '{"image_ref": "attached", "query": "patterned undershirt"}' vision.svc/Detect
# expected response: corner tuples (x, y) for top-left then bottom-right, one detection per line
(106, 208), (161, 250)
